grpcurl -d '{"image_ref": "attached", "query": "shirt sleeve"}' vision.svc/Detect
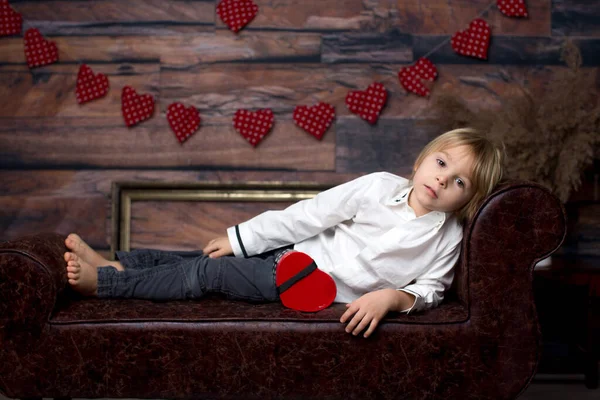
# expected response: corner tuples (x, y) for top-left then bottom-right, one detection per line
(397, 240), (461, 314)
(226, 173), (381, 258)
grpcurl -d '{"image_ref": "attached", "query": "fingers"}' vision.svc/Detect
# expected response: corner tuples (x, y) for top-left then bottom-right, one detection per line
(345, 309), (366, 334)
(363, 318), (379, 338)
(208, 248), (226, 259)
(340, 303), (356, 323)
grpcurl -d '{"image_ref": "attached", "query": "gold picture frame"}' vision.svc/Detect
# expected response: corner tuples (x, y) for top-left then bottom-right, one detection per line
(111, 181), (331, 255)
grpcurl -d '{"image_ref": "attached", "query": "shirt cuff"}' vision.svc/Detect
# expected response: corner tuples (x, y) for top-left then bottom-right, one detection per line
(398, 288), (420, 314)
(226, 225), (245, 258)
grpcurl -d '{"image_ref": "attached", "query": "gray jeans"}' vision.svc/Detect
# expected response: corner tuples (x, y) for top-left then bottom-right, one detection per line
(96, 246), (292, 302)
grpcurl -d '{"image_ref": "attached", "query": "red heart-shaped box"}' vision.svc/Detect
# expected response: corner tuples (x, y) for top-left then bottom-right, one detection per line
(497, 0), (528, 17)
(450, 18), (491, 60)
(275, 250), (336, 312)
(167, 102), (201, 144)
(24, 28), (59, 68)
(398, 57), (438, 97)
(345, 82), (387, 124)
(121, 86), (155, 127)
(216, 0), (259, 33)
(0, 0), (22, 36)
(76, 64), (109, 104)
(233, 108), (274, 147)
(293, 102), (335, 140)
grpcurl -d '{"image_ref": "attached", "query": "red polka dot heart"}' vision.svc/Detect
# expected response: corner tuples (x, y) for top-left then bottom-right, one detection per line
(166, 103), (201, 144)
(233, 108), (274, 147)
(345, 82), (388, 124)
(24, 28), (58, 68)
(76, 64), (109, 104)
(398, 57), (438, 97)
(293, 102), (335, 140)
(121, 86), (155, 128)
(451, 19), (491, 60)
(216, 0), (259, 33)
(0, 0), (21, 36)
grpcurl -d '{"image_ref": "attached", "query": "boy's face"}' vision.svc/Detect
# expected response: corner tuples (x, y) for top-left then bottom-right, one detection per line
(409, 145), (476, 217)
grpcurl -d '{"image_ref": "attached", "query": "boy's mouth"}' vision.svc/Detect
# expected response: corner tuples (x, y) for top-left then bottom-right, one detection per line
(425, 185), (438, 199)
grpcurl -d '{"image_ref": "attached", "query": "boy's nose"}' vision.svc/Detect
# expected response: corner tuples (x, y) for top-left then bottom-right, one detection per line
(436, 175), (447, 187)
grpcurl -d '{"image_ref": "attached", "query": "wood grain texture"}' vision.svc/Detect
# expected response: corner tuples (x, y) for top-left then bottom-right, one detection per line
(336, 117), (440, 174)
(552, 0), (600, 36)
(0, 196), (108, 248)
(129, 200), (295, 251)
(159, 63), (542, 120)
(0, 34), (321, 66)
(0, 117), (336, 170)
(414, 35), (600, 66)
(322, 30), (412, 64)
(13, 0), (215, 35)
(214, 0), (372, 31)
(391, 0), (551, 36)
(0, 169), (360, 248)
(0, 64), (159, 117)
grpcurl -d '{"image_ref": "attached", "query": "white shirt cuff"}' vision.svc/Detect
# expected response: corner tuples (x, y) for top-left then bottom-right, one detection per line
(226, 226), (245, 258)
(398, 288), (420, 314)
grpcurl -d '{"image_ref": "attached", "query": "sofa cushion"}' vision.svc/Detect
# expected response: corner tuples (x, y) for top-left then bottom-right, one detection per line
(49, 295), (468, 325)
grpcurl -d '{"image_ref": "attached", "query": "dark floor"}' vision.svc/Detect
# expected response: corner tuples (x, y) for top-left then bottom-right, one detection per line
(1, 378), (599, 400)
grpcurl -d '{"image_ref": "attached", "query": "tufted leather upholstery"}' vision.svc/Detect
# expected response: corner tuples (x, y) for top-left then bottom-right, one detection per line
(0, 180), (566, 399)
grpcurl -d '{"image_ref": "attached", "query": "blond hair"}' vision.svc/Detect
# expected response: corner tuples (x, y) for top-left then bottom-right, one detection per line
(411, 128), (505, 224)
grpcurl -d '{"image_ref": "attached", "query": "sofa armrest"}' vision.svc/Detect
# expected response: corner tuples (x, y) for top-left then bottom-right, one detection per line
(0, 232), (68, 352)
(465, 180), (566, 319)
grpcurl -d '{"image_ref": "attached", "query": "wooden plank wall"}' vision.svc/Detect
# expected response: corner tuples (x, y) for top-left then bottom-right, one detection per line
(0, 0), (598, 256)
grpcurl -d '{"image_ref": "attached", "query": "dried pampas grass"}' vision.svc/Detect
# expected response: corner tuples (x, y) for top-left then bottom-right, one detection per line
(428, 41), (600, 202)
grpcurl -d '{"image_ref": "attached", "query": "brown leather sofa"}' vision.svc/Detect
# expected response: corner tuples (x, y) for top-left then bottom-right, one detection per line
(0, 180), (566, 400)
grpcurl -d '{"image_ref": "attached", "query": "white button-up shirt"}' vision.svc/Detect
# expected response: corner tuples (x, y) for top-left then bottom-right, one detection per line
(227, 172), (463, 314)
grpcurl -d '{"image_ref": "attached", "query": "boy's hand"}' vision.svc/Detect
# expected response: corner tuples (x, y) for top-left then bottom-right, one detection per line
(340, 289), (397, 338)
(203, 236), (233, 258)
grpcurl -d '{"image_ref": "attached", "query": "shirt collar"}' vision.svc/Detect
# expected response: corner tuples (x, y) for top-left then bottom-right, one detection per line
(389, 185), (449, 226)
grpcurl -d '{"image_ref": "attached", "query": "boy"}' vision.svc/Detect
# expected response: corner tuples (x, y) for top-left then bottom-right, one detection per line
(65, 128), (504, 338)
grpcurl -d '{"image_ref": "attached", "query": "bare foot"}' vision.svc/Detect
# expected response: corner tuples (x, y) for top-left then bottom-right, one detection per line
(65, 252), (98, 296)
(64, 233), (124, 271)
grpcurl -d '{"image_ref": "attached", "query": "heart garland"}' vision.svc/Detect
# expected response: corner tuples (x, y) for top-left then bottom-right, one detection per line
(345, 82), (388, 124)
(121, 86), (155, 127)
(233, 108), (274, 147)
(216, 0), (259, 33)
(398, 57), (438, 97)
(167, 102), (201, 144)
(76, 64), (109, 104)
(451, 18), (491, 60)
(0, 0), (21, 36)
(24, 28), (59, 68)
(497, 0), (528, 18)
(4, 2), (534, 144)
(293, 102), (335, 140)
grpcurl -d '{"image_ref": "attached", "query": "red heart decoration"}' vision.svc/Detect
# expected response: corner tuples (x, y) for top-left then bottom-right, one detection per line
(167, 102), (201, 144)
(497, 0), (528, 17)
(345, 82), (388, 124)
(121, 86), (155, 127)
(233, 108), (274, 147)
(216, 0), (259, 33)
(293, 102), (335, 140)
(0, 0), (21, 36)
(275, 250), (336, 312)
(398, 57), (438, 97)
(76, 64), (109, 104)
(24, 28), (59, 68)
(451, 19), (491, 60)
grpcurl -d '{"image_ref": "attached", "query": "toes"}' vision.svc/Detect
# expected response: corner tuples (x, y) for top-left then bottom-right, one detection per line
(67, 272), (78, 279)
(67, 265), (79, 273)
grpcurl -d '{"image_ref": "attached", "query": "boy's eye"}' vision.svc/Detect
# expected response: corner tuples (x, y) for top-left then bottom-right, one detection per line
(456, 178), (464, 187)
(436, 159), (445, 167)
